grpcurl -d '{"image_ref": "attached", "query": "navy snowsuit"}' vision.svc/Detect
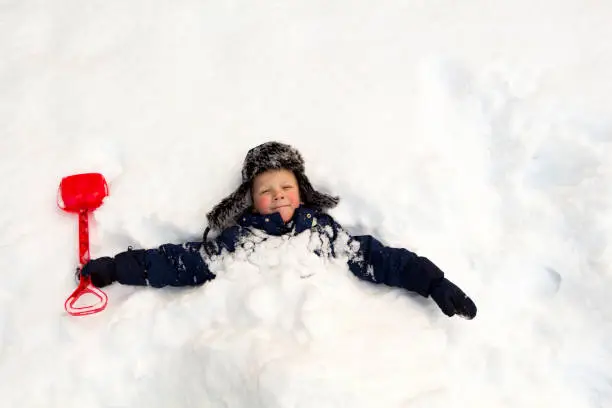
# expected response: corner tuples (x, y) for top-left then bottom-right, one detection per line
(106, 206), (444, 297)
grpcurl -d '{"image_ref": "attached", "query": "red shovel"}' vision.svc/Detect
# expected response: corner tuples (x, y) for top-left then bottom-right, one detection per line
(58, 173), (109, 316)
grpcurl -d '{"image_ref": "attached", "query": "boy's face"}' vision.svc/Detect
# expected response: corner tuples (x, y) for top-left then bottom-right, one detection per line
(252, 169), (301, 222)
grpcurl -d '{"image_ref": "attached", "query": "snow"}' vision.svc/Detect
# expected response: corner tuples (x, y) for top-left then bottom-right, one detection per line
(1, 0), (612, 407)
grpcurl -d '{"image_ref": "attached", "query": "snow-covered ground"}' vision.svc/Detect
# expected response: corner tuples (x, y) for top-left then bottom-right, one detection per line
(2, 1), (612, 407)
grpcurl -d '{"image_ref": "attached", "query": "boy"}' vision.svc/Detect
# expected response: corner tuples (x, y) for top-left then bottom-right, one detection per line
(82, 142), (477, 319)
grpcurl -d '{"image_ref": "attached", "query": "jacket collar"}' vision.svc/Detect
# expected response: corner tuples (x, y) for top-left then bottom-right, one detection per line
(237, 205), (316, 236)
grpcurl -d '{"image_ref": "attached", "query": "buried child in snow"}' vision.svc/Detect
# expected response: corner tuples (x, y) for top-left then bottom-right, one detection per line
(81, 141), (477, 319)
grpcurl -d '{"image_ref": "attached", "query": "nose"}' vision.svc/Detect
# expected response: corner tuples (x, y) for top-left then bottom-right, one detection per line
(273, 188), (284, 200)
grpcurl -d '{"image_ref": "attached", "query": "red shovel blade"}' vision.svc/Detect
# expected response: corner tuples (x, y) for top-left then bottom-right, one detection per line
(58, 173), (108, 213)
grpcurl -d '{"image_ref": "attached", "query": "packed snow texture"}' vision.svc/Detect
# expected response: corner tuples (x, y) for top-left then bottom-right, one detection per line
(1, 1), (612, 407)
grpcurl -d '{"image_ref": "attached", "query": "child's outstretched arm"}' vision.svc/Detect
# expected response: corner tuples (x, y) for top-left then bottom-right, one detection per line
(80, 226), (243, 288)
(346, 234), (442, 296)
(321, 216), (477, 319)
(347, 234), (476, 319)
(80, 242), (216, 288)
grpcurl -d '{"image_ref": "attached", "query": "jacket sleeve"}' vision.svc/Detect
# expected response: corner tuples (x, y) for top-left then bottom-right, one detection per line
(320, 215), (444, 297)
(113, 226), (243, 288)
(113, 242), (214, 288)
(346, 234), (444, 297)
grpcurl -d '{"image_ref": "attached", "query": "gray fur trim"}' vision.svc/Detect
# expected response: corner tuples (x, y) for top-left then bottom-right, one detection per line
(294, 171), (340, 211)
(206, 141), (339, 230)
(206, 182), (251, 230)
(241, 142), (305, 182)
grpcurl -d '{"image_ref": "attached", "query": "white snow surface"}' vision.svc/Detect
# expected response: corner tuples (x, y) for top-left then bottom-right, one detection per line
(2, 1), (612, 407)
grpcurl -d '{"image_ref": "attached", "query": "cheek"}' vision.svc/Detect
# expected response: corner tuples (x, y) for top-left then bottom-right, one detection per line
(254, 196), (272, 213)
(287, 190), (301, 207)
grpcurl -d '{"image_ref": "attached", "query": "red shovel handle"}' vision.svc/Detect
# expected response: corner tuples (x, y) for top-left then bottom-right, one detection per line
(65, 275), (108, 316)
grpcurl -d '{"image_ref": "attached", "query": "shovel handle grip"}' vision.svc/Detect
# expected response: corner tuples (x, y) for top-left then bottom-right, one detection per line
(65, 275), (108, 316)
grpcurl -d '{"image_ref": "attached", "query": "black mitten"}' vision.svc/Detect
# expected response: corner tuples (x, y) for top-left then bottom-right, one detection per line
(80, 257), (117, 288)
(430, 278), (477, 319)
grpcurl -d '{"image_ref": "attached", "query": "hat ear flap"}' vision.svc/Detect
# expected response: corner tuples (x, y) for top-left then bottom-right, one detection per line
(310, 190), (340, 209)
(296, 172), (314, 204)
(295, 172), (339, 211)
(206, 182), (251, 230)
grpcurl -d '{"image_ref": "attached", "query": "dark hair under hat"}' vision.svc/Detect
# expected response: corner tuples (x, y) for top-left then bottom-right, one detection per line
(206, 141), (339, 230)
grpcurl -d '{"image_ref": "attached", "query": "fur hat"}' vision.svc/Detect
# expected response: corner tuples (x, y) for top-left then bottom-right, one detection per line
(206, 141), (339, 230)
